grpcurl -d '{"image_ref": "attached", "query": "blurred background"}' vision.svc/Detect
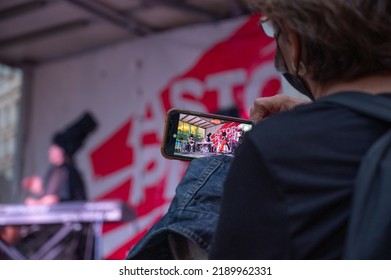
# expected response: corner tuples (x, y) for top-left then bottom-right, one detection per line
(0, 0), (293, 259)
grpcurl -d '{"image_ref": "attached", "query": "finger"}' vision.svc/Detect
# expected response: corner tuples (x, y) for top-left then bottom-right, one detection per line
(250, 105), (266, 123)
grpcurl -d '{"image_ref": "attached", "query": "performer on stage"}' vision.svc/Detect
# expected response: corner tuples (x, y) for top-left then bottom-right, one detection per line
(218, 131), (230, 153)
(17, 112), (98, 260)
(187, 134), (195, 153)
(206, 133), (213, 153)
(23, 112), (97, 205)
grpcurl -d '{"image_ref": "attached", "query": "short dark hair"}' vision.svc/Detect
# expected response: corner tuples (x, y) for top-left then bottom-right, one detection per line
(249, 0), (391, 83)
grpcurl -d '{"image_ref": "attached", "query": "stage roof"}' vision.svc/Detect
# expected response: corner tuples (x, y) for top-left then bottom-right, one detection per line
(0, 0), (251, 67)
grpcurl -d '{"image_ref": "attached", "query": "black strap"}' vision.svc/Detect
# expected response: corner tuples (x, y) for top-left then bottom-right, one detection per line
(323, 92), (391, 123)
(344, 128), (391, 259)
(323, 91), (391, 259)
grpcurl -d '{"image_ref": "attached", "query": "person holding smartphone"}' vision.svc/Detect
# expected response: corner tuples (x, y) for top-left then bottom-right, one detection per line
(209, 0), (391, 259)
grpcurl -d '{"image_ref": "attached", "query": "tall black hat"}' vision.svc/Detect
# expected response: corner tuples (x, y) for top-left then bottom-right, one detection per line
(52, 112), (98, 157)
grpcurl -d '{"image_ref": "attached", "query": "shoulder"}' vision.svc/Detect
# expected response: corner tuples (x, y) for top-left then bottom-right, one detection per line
(63, 162), (80, 173)
(246, 97), (369, 162)
(250, 99), (345, 139)
(49, 164), (67, 175)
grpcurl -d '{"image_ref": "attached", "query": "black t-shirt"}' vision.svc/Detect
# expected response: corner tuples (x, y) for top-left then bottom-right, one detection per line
(209, 92), (391, 259)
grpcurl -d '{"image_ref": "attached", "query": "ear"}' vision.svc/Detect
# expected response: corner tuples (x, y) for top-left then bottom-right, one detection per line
(280, 21), (301, 70)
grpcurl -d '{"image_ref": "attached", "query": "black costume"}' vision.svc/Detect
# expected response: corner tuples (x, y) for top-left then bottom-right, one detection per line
(43, 162), (86, 202)
(209, 92), (391, 259)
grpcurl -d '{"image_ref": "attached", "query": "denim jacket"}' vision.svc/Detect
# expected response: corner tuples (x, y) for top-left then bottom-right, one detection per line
(126, 155), (233, 259)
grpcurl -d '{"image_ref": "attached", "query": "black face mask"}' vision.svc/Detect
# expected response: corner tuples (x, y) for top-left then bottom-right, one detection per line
(282, 72), (314, 100)
(274, 43), (315, 100)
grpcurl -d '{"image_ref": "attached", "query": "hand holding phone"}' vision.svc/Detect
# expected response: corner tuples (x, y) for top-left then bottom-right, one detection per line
(161, 108), (254, 161)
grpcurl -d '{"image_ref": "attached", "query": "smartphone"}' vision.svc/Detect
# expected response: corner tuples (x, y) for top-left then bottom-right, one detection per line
(161, 108), (254, 161)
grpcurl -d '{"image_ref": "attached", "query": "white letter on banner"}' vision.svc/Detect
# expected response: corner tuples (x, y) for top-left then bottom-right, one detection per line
(171, 78), (207, 112)
(244, 62), (280, 112)
(128, 124), (166, 205)
(206, 69), (247, 109)
(127, 95), (167, 205)
(140, 146), (166, 186)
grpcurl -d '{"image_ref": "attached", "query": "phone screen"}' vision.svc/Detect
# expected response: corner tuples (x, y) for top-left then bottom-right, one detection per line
(162, 109), (253, 161)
